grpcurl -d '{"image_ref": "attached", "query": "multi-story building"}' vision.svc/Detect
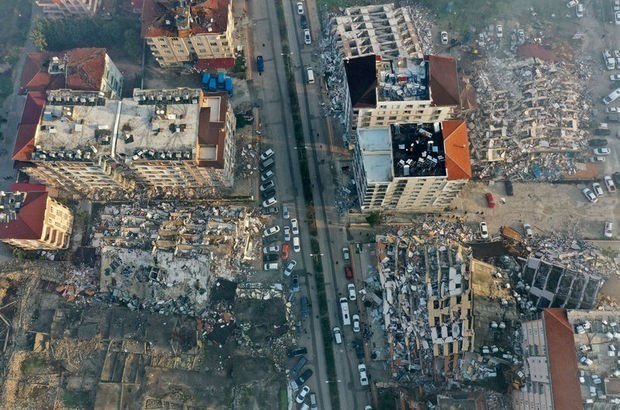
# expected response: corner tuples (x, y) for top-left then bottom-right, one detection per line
(20, 48), (124, 98)
(353, 120), (471, 211)
(0, 184), (73, 250)
(343, 54), (461, 135)
(15, 88), (236, 199)
(35, 0), (100, 18)
(512, 309), (582, 410)
(142, 0), (235, 68)
(331, 4), (423, 60)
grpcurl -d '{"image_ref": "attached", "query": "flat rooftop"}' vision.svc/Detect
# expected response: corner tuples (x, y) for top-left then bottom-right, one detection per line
(142, 0), (230, 38)
(377, 57), (429, 102)
(390, 123), (446, 178)
(357, 128), (392, 183)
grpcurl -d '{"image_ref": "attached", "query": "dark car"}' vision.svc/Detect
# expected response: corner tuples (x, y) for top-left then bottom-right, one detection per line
(300, 296), (310, 319)
(295, 368), (313, 385)
(289, 356), (307, 378)
(262, 206), (279, 215)
(261, 188), (276, 199)
(352, 339), (364, 360)
(345, 265), (353, 280)
(300, 14), (308, 29)
(589, 138), (608, 147)
(257, 55), (264, 73)
(264, 254), (278, 263)
(505, 180), (513, 196)
(291, 274), (300, 292)
(287, 346), (308, 358)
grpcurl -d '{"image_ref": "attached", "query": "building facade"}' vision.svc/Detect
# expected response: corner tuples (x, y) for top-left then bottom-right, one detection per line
(15, 88), (236, 199)
(0, 184), (73, 250)
(142, 0), (235, 68)
(353, 120), (471, 211)
(35, 0), (100, 18)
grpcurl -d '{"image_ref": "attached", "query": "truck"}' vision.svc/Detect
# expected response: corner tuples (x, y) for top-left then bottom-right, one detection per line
(339, 297), (351, 326)
(257, 55), (264, 74)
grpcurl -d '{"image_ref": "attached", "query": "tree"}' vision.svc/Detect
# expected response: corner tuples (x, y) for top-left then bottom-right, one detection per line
(30, 27), (47, 51)
(365, 211), (382, 227)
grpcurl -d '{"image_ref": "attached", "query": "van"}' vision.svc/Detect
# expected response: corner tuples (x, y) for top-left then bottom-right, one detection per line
(333, 327), (343, 344)
(290, 356), (307, 377)
(260, 157), (275, 171)
(306, 67), (315, 84)
(603, 88), (620, 104)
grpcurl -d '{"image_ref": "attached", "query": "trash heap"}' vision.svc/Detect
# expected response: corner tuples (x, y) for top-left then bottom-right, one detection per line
(469, 56), (591, 180)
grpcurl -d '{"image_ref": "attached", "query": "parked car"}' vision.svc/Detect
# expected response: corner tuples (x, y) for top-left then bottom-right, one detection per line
(263, 253), (278, 262)
(261, 188), (276, 199)
(291, 369), (313, 391)
(284, 226), (291, 241)
(589, 138), (609, 146)
(262, 197), (277, 208)
(300, 14), (308, 29)
(582, 188), (598, 203)
(296, 386), (310, 404)
(287, 346), (307, 358)
(284, 260), (297, 276)
(593, 147), (611, 155)
(296, 1), (304, 14)
(260, 180), (275, 192)
(289, 356), (307, 378)
(263, 206), (278, 215)
(282, 204), (290, 219)
(440, 31), (448, 44)
(496, 24), (503, 38)
(293, 236), (301, 252)
(358, 364), (369, 386)
(352, 314), (361, 333)
(345, 265), (353, 280)
(347, 283), (356, 301)
(615, 10), (620, 24)
(611, 74), (620, 81)
(485, 192), (496, 208)
(333, 327), (343, 344)
(505, 180), (513, 196)
(480, 222), (489, 239)
(604, 175), (616, 192)
(591, 156), (607, 162)
(261, 170), (274, 182)
(257, 55), (264, 73)
(576, 3), (584, 17)
(607, 106), (620, 113)
(281, 243), (290, 260)
(291, 218), (299, 235)
(263, 245), (280, 254)
(342, 247), (350, 261)
(523, 224), (533, 238)
(304, 29), (311, 45)
(605, 222), (614, 238)
(263, 225), (281, 237)
(291, 274), (300, 292)
(260, 149), (274, 161)
(310, 392), (318, 410)
(593, 182), (604, 197)
(264, 262), (279, 271)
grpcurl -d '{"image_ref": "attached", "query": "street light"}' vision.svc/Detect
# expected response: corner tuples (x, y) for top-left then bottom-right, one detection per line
(325, 380), (342, 383)
(309, 253), (324, 257)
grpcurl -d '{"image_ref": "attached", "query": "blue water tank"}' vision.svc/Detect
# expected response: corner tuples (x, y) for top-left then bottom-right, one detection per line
(201, 73), (211, 86)
(217, 72), (226, 85)
(225, 77), (233, 94)
(208, 77), (217, 91)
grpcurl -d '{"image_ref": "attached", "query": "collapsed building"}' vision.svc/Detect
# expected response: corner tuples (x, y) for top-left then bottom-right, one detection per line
(353, 120), (471, 211)
(0, 183), (73, 251)
(14, 88), (236, 199)
(142, 0), (235, 69)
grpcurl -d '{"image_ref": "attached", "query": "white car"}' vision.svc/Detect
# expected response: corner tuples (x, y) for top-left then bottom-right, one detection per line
(263, 225), (281, 237)
(284, 260), (297, 276)
(296, 1), (304, 14)
(592, 182), (604, 197)
(304, 29), (311, 45)
(263, 245), (280, 254)
(616, 10), (620, 25)
(604, 175), (616, 192)
(291, 218), (299, 235)
(566, 0), (578, 7)
(611, 74), (620, 81)
(262, 197), (277, 208)
(605, 222), (614, 238)
(607, 106), (620, 112)
(523, 223), (533, 238)
(260, 149), (274, 161)
(480, 222), (489, 239)
(342, 247), (350, 261)
(496, 24), (503, 38)
(282, 204), (290, 219)
(284, 226), (291, 241)
(594, 147), (611, 155)
(347, 283), (356, 301)
(582, 188), (598, 203)
(293, 236), (301, 252)
(296, 385), (310, 404)
(576, 3), (584, 17)
(261, 170), (274, 182)
(358, 364), (369, 386)
(333, 327), (343, 344)
(352, 314), (360, 333)
(440, 31), (448, 44)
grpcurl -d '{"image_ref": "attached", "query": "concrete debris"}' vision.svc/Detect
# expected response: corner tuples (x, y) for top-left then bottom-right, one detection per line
(469, 55), (593, 180)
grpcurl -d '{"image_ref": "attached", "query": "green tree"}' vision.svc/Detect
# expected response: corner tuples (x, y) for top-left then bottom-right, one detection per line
(30, 27), (47, 51)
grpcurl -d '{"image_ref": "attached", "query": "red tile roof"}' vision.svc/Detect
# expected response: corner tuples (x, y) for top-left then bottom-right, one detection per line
(12, 92), (46, 162)
(20, 53), (51, 93)
(426, 54), (460, 107)
(441, 120), (471, 180)
(543, 309), (582, 410)
(194, 58), (235, 72)
(0, 184), (48, 241)
(142, 0), (230, 38)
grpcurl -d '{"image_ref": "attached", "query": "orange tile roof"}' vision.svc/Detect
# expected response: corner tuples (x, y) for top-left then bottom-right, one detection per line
(0, 184), (48, 241)
(12, 92), (46, 162)
(65, 48), (106, 91)
(426, 54), (460, 106)
(543, 309), (582, 410)
(142, 0), (230, 38)
(441, 120), (471, 180)
(195, 58), (235, 72)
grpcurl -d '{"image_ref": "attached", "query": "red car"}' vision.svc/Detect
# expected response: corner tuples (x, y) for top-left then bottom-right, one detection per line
(281, 244), (290, 260)
(345, 265), (353, 280)
(485, 192), (496, 208)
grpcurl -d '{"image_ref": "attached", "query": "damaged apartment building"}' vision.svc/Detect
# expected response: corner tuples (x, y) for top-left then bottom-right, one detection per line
(0, 183), (73, 250)
(142, 0), (235, 69)
(353, 120), (470, 211)
(13, 88), (236, 199)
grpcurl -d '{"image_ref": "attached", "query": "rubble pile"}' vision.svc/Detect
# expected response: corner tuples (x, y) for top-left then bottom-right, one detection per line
(469, 56), (592, 180)
(237, 142), (259, 178)
(319, 31), (348, 126)
(89, 203), (265, 316)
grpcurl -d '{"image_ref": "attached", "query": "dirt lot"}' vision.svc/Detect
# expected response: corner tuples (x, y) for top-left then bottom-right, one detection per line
(457, 181), (619, 240)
